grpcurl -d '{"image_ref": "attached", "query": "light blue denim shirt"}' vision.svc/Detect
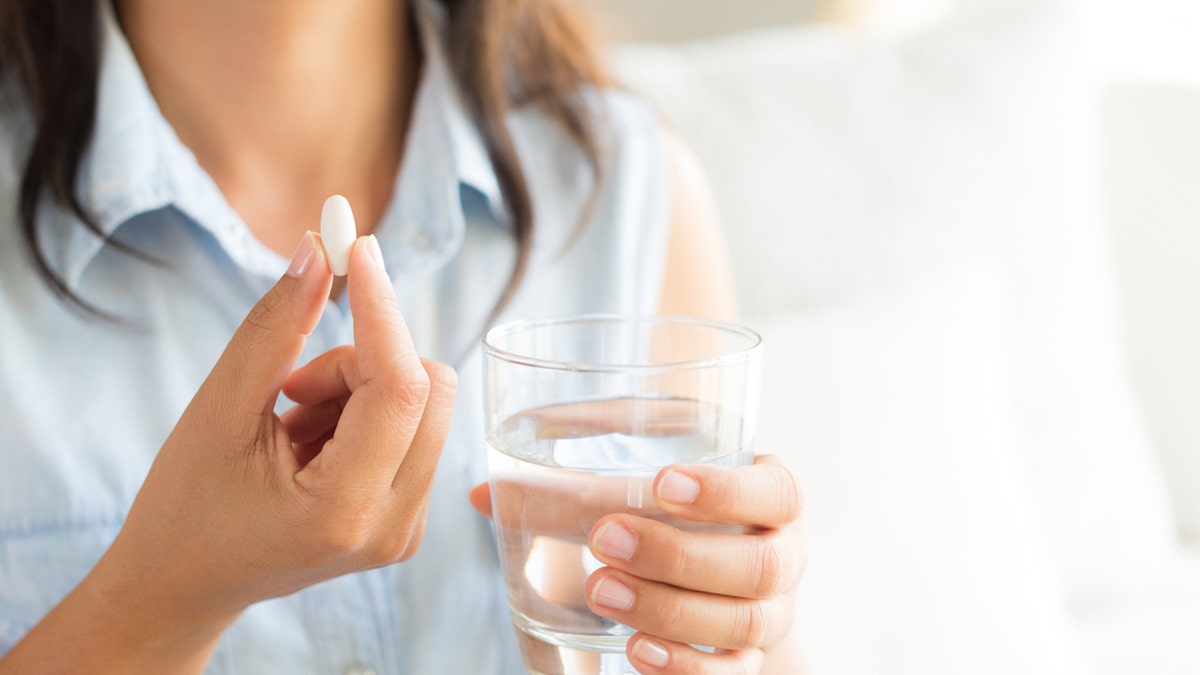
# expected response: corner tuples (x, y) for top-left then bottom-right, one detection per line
(0, 2), (670, 672)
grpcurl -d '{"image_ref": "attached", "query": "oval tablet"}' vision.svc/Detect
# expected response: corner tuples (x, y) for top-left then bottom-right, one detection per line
(320, 195), (357, 276)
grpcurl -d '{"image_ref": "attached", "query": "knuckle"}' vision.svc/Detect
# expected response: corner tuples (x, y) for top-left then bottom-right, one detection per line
(328, 344), (358, 371)
(655, 591), (689, 634)
(300, 495), (390, 561)
(400, 519), (427, 560)
(661, 532), (691, 581)
(734, 599), (770, 648)
(380, 503), (431, 564)
(362, 540), (399, 568)
(752, 539), (787, 598)
(389, 365), (432, 408)
(310, 519), (370, 557)
(775, 465), (804, 523)
(421, 358), (457, 390)
(369, 522), (424, 566)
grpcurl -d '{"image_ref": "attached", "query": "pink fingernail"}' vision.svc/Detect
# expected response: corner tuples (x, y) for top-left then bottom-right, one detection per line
(287, 233), (316, 278)
(632, 637), (670, 668)
(591, 577), (635, 611)
(594, 523), (637, 561)
(659, 470), (700, 505)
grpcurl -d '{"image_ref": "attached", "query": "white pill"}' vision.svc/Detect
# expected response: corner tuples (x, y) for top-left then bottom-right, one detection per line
(320, 195), (357, 276)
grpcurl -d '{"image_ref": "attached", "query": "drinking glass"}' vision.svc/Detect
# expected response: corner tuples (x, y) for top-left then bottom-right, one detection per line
(482, 315), (763, 675)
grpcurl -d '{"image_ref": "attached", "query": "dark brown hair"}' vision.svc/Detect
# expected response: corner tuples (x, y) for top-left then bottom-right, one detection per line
(0, 0), (610, 318)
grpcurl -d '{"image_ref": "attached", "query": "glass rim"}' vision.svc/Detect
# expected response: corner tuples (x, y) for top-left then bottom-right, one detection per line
(481, 314), (763, 373)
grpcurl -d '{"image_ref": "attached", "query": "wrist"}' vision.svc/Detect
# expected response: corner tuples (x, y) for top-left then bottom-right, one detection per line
(78, 539), (240, 670)
(1, 554), (237, 675)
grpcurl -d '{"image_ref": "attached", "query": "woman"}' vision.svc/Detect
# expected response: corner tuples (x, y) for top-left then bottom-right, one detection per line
(0, 0), (805, 673)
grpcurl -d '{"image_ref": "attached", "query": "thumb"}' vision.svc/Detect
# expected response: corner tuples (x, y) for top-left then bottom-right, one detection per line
(468, 483), (493, 519)
(204, 232), (333, 415)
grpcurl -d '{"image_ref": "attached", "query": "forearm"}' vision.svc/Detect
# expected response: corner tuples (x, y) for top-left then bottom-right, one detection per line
(0, 551), (234, 675)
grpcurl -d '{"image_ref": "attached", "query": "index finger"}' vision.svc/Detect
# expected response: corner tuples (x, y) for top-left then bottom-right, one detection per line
(653, 455), (803, 530)
(296, 236), (431, 492)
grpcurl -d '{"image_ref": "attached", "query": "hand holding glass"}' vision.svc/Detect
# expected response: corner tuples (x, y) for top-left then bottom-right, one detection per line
(483, 315), (763, 675)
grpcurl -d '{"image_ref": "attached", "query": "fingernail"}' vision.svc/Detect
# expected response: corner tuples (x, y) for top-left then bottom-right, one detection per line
(632, 637), (670, 669)
(594, 523), (637, 561)
(659, 470), (700, 505)
(591, 577), (635, 611)
(287, 233), (316, 277)
(364, 234), (385, 269)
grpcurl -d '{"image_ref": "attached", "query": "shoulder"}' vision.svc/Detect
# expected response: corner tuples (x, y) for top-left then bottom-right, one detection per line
(509, 86), (663, 161)
(658, 124), (738, 320)
(592, 87), (665, 162)
(508, 84), (737, 320)
(507, 87), (665, 196)
(502, 88), (675, 317)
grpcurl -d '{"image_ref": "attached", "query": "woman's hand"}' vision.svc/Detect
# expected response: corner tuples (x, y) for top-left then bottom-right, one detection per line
(9, 233), (456, 672)
(585, 456), (804, 674)
(123, 231), (457, 612)
(470, 455), (805, 675)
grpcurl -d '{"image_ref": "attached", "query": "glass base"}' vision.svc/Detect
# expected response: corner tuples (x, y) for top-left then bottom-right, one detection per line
(512, 619), (637, 675)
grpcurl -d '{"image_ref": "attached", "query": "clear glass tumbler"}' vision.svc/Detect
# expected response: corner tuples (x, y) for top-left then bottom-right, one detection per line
(482, 315), (763, 675)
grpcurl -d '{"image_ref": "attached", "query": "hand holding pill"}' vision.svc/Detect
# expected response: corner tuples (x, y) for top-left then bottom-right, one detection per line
(82, 217), (457, 650)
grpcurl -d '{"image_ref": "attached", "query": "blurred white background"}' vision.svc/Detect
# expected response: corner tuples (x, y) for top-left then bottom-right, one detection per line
(597, 0), (1200, 81)
(595, 1), (1200, 673)
(593, 0), (821, 42)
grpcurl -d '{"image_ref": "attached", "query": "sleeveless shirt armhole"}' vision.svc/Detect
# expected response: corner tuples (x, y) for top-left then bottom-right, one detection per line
(640, 100), (674, 317)
(504, 87), (674, 319)
(602, 89), (674, 317)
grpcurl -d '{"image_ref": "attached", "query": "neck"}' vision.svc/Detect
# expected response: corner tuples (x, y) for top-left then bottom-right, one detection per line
(117, 0), (419, 256)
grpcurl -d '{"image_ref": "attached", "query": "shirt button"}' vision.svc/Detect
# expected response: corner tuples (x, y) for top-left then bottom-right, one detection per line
(343, 666), (377, 675)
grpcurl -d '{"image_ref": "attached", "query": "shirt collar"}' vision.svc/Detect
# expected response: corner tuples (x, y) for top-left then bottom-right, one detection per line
(374, 0), (507, 274)
(57, 0), (504, 290)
